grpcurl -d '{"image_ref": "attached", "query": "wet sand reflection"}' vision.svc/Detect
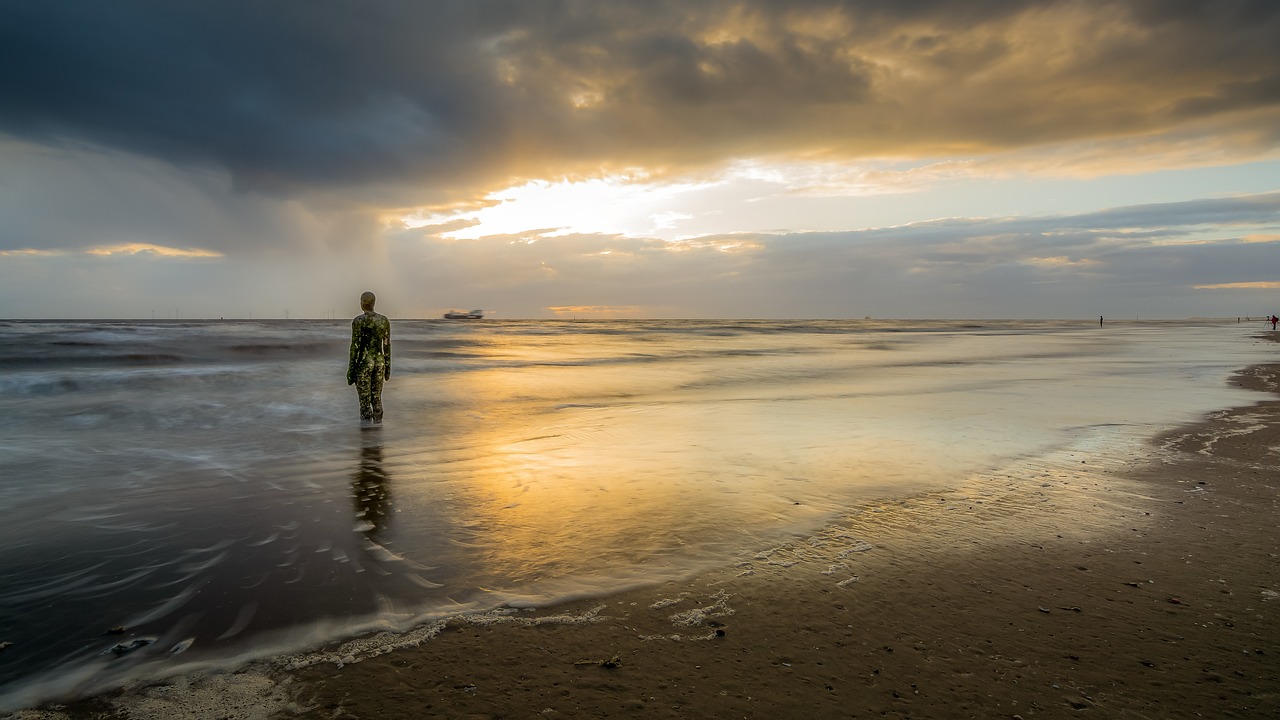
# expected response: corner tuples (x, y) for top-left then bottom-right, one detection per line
(352, 431), (393, 541)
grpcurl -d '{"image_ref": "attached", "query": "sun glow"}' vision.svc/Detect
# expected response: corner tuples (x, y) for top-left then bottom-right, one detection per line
(404, 175), (724, 240)
(397, 157), (1280, 250)
(397, 159), (945, 242)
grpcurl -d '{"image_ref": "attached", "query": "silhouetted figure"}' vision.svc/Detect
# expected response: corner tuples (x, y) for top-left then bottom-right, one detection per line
(352, 441), (393, 540)
(347, 291), (391, 424)
(1100, 316), (1104, 327)
(1271, 314), (1278, 330)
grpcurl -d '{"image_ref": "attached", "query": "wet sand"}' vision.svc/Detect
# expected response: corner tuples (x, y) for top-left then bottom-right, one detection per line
(12, 351), (1280, 719)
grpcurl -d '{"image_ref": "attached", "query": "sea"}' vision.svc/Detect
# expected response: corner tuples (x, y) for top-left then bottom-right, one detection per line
(0, 318), (1274, 710)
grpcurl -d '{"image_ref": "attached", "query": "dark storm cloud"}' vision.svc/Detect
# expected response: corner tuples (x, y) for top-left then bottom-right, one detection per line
(2, 0), (1277, 199)
(0, 1), (512, 197)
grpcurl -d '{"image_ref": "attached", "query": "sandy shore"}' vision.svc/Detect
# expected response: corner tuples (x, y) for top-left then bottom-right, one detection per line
(11, 351), (1280, 719)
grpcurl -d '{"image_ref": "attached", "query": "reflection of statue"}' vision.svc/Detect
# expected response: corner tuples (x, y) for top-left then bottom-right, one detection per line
(352, 441), (393, 540)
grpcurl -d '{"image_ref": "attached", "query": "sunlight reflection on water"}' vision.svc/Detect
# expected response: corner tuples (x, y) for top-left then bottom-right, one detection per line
(0, 318), (1273, 708)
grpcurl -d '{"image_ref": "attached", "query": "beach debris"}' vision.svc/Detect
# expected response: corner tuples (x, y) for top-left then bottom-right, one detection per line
(0, 641), (12, 651)
(1064, 695), (1092, 709)
(1038, 607), (1051, 613)
(1167, 597), (1183, 604)
(1058, 606), (1083, 612)
(574, 654), (622, 669)
(170, 637), (195, 654)
(107, 638), (155, 656)
(107, 625), (127, 635)
(836, 576), (860, 589)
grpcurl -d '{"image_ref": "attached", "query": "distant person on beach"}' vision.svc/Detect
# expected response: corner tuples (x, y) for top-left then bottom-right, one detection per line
(347, 291), (391, 424)
(1272, 315), (1278, 330)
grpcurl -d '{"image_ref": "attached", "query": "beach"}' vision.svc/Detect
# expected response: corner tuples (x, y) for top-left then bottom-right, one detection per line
(7, 0), (1280, 715)
(9, 334), (1278, 718)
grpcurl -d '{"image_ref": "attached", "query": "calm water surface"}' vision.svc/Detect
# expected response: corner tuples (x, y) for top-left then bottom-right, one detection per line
(0, 318), (1272, 708)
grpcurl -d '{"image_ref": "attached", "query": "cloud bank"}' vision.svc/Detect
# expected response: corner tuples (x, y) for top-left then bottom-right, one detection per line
(5, 0), (1277, 198)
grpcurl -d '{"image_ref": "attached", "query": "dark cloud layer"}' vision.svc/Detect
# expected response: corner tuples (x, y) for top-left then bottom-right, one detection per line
(3, 0), (1278, 199)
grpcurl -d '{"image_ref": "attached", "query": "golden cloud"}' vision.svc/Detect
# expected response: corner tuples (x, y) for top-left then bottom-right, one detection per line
(480, 1), (1280, 192)
(1194, 281), (1280, 290)
(1022, 256), (1101, 268)
(545, 305), (652, 317)
(0, 249), (65, 257)
(85, 243), (223, 258)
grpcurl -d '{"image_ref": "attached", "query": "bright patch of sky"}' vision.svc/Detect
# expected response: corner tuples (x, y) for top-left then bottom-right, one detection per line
(407, 157), (1280, 242)
(405, 175), (725, 240)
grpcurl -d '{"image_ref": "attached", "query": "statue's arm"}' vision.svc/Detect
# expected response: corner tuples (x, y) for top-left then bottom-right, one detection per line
(347, 320), (360, 385)
(383, 319), (392, 379)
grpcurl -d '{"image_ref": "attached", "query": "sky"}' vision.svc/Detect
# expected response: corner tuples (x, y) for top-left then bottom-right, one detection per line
(1, 0), (1278, 319)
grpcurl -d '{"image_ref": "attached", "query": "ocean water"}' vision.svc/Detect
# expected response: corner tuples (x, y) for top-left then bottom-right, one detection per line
(0, 318), (1272, 709)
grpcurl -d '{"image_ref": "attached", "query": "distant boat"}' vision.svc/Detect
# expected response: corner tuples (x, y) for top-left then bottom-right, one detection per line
(443, 309), (484, 319)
